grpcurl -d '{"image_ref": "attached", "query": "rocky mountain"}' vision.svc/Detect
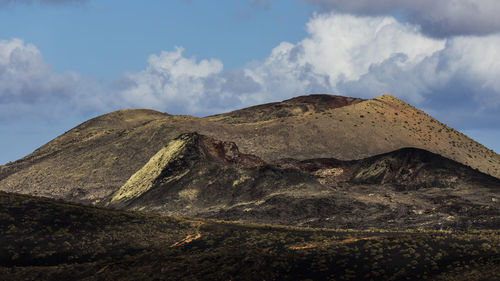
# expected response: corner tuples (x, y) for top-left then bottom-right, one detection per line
(1, 94), (499, 207)
(105, 132), (499, 230)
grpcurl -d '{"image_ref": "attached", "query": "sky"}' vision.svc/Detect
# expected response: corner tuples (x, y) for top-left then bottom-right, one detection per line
(0, 0), (499, 164)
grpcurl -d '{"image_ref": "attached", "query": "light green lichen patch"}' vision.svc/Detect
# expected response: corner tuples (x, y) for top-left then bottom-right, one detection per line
(314, 168), (344, 178)
(111, 139), (187, 202)
(232, 174), (251, 187)
(353, 161), (390, 182)
(178, 188), (199, 201)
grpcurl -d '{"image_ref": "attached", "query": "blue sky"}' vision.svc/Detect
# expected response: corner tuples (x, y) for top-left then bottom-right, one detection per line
(0, 1), (313, 78)
(1, 0), (500, 164)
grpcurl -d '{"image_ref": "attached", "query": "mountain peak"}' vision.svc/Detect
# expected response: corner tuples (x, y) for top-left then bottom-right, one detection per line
(373, 94), (410, 107)
(375, 93), (397, 100)
(208, 94), (364, 124)
(282, 94), (365, 107)
(100, 108), (170, 120)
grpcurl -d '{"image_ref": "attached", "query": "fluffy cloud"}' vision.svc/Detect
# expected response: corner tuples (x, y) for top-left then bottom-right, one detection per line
(240, 14), (445, 105)
(245, 13), (500, 128)
(0, 38), (109, 122)
(0, 39), (72, 120)
(114, 13), (500, 128)
(305, 0), (500, 37)
(337, 33), (500, 113)
(116, 47), (226, 115)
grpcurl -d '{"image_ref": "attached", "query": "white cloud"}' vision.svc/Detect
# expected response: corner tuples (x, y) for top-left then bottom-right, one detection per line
(300, 15), (444, 81)
(337, 33), (500, 110)
(239, 14), (445, 105)
(0, 39), (72, 120)
(239, 41), (333, 105)
(114, 13), (500, 123)
(249, 13), (500, 115)
(443, 36), (500, 107)
(0, 39), (62, 101)
(116, 47), (224, 115)
(0, 38), (109, 122)
(305, 0), (500, 37)
(116, 14), (446, 111)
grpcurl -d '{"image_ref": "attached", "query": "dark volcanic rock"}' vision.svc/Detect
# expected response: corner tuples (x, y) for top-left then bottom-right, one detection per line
(291, 147), (500, 190)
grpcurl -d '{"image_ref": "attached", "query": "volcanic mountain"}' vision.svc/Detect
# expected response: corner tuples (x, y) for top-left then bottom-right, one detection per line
(103, 132), (499, 230)
(1, 94), (499, 208)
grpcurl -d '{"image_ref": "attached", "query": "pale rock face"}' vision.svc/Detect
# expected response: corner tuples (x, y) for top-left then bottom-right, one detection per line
(111, 138), (188, 203)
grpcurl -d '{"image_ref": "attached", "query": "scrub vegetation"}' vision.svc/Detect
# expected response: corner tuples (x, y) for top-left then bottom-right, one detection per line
(0, 191), (498, 281)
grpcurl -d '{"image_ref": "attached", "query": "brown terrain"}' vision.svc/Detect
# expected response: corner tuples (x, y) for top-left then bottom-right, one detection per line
(0, 94), (499, 207)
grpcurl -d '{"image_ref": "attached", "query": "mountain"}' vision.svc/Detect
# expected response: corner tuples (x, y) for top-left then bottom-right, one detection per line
(104, 132), (500, 230)
(1, 94), (499, 206)
(1, 191), (498, 281)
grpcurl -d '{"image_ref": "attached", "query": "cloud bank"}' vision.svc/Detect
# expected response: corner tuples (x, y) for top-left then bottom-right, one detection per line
(305, 0), (500, 37)
(1, 13), (499, 130)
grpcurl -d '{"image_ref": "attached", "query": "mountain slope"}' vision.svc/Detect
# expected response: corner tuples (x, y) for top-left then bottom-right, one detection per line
(108, 132), (270, 210)
(208, 94), (500, 172)
(1, 94), (499, 204)
(107, 133), (500, 230)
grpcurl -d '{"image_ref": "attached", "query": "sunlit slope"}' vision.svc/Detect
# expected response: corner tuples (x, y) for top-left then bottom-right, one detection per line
(203, 95), (500, 178)
(0, 109), (209, 203)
